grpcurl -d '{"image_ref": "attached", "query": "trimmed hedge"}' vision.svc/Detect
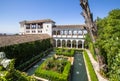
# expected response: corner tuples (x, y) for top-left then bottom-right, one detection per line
(56, 48), (75, 57)
(84, 50), (98, 81)
(16, 48), (53, 70)
(35, 58), (71, 81)
(0, 38), (52, 68)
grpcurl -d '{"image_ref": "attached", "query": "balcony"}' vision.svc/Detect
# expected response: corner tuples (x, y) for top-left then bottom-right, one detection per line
(53, 35), (84, 38)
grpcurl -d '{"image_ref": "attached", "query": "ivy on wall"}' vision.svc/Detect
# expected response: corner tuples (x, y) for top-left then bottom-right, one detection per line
(0, 38), (52, 68)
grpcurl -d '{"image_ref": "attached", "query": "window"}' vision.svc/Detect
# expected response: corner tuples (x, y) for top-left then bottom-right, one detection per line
(26, 31), (30, 33)
(38, 30), (42, 33)
(26, 27), (30, 29)
(32, 30), (36, 33)
(32, 24), (36, 29)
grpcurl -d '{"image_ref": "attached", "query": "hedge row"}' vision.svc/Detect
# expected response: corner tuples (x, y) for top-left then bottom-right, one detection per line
(84, 50), (98, 81)
(0, 70), (36, 81)
(56, 48), (75, 57)
(35, 58), (71, 81)
(0, 38), (52, 68)
(16, 48), (52, 70)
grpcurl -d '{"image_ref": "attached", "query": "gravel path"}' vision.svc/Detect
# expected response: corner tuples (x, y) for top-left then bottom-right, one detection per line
(85, 49), (108, 81)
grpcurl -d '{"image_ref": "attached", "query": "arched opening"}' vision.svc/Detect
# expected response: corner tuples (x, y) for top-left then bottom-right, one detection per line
(78, 30), (82, 35)
(52, 30), (56, 35)
(72, 40), (76, 48)
(57, 30), (61, 35)
(62, 40), (66, 47)
(78, 40), (82, 48)
(57, 40), (61, 47)
(67, 40), (71, 47)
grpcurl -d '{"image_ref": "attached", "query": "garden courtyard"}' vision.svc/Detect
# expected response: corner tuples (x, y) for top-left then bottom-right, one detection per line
(26, 48), (89, 81)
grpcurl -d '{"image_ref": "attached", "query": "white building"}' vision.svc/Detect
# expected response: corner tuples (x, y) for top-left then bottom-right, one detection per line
(19, 19), (87, 49)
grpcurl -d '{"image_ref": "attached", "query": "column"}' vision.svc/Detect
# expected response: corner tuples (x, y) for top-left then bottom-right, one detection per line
(71, 30), (72, 36)
(71, 40), (73, 48)
(56, 39), (58, 47)
(76, 40), (78, 48)
(36, 23), (38, 33)
(82, 30), (84, 38)
(56, 30), (57, 35)
(76, 30), (78, 38)
(30, 24), (32, 34)
(66, 40), (67, 47)
(82, 40), (84, 49)
(63, 30), (65, 35)
(60, 39), (62, 48)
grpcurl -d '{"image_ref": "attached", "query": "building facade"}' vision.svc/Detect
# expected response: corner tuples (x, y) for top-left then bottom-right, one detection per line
(19, 19), (87, 49)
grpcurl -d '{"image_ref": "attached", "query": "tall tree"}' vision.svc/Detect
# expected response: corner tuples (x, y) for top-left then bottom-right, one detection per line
(96, 9), (120, 80)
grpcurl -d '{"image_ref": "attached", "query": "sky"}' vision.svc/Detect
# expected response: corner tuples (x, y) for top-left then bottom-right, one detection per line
(0, 0), (120, 34)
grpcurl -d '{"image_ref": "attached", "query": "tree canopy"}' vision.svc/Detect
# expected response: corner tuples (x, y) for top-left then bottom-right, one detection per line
(96, 9), (120, 81)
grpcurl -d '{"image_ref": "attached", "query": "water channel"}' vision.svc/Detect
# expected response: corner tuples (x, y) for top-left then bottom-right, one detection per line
(26, 51), (55, 75)
(26, 50), (88, 81)
(71, 51), (88, 81)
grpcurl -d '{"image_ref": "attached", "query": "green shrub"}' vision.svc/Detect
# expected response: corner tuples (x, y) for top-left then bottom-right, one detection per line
(35, 58), (71, 81)
(56, 48), (75, 57)
(16, 48), (52, 70)
(84, 50), (98, 81)
(0, 66), (3, 71)
(0, 38), (52, 69)
(89, 42), (97, 60)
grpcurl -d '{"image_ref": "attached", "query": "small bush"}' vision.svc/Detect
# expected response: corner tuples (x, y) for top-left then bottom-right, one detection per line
(56, 48), (75, 57)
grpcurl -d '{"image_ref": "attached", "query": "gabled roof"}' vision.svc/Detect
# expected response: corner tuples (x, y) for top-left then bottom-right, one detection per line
(19, 19), (55, 24)
(0, 34), (51, 47)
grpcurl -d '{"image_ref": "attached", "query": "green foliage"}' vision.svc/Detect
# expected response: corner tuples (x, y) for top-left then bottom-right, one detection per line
(84, 34), (92, 48)
(13, 70), (36, 81)
(89, 42), (97, 61)
(35, 57), (71, 81)
(0, 66), (3, 71)
(84, 50), (98, 81)
(0, 38), (52, 69)
(0, 61), (36, 81)
(96, 9), (120, 80)
(84, 33), (97, 61)
(56, 48), (75, 57)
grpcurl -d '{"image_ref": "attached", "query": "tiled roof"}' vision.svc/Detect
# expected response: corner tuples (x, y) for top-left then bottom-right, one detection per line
(53, 25), (86, 29)
(0, 34), (51, 47)
(20, 19), (55, 24)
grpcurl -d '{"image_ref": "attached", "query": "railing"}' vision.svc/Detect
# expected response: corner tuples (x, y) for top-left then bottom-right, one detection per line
(53, 35), (84, 38)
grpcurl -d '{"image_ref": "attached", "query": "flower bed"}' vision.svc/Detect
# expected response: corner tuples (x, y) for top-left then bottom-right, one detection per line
(35, 57), (71, 81)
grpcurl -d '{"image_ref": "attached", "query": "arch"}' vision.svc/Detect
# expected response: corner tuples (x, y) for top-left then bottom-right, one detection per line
(57, 40), (61, 47)
(78, 30), (82, 35)
(52, 30), (56, 35)
(67, 40), (71, 47)
(68, 30), (72, 35)
(78, 40), (82, 48)
(62, 40), (66, 47)
(57, 30), (61, 35)
(72, 40), (76, 48)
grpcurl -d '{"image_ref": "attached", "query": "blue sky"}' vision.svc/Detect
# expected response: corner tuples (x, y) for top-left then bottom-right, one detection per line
(0, 0), (120, 33)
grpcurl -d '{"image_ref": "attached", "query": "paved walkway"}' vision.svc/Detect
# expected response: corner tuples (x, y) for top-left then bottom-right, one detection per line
(85, 49), (108, 81)
(33, 75), (48, 81)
